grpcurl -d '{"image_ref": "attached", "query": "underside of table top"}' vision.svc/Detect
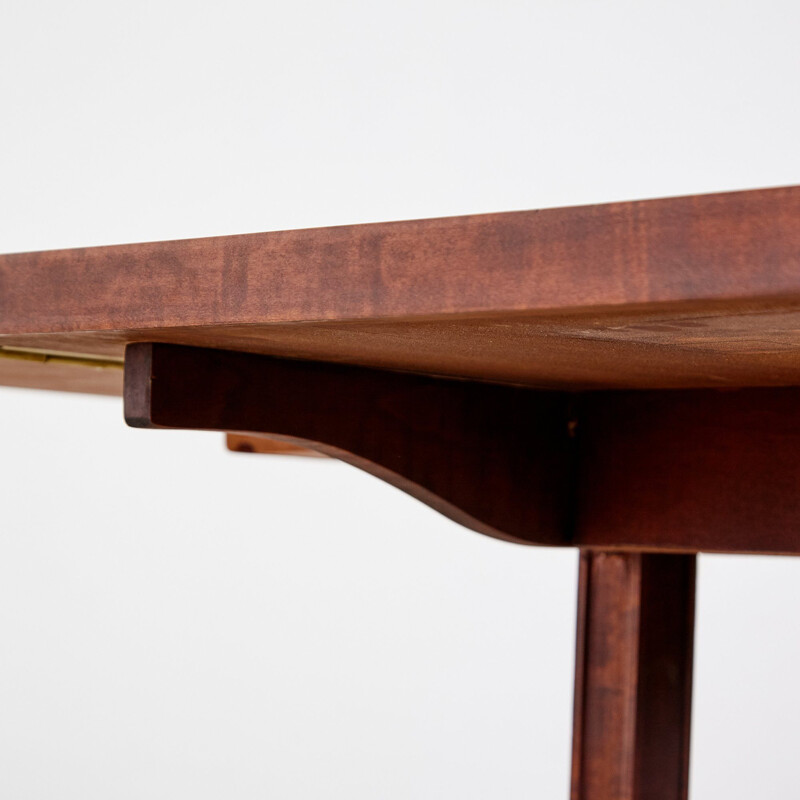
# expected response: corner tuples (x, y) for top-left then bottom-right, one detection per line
(2, 185), (800, 396)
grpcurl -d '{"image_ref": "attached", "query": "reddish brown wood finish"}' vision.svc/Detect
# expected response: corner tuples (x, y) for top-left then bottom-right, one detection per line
(574, 389), (800, 554)
(124, 343), (800, 554)
(4, 186), (800, 334)
(6, 187), (800, 800)
(124, 343), (574, 545)
(7, 187), (800, 797)
(571, 552), (695, 800)
(226, 433), (327, 457)
(4, 186), (800, 394)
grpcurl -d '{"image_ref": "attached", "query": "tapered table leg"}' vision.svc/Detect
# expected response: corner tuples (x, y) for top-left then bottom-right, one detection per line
(570, 551), (695, 800)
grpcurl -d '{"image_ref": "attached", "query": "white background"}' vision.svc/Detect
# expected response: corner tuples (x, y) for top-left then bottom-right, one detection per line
(1, 1), (799, 797)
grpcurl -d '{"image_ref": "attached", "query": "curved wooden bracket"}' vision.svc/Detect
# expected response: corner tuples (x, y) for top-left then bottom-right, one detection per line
(124, 343), (575, 545)
(124, 343), (800, 553)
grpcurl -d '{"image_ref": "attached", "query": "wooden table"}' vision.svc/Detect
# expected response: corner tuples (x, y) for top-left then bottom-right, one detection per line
(3, 185), (800, 799)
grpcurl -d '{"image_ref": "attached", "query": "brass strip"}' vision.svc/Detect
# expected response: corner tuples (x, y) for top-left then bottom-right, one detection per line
(0, 346), (124, 370)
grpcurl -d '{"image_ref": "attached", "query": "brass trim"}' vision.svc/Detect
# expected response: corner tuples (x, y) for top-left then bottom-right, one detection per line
(0, 346), (124, 370)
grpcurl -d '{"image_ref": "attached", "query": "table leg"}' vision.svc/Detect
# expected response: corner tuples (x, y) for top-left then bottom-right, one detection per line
(570, 551), (695, 800)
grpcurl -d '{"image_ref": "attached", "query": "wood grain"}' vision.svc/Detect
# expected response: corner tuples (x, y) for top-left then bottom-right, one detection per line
(124, 343), (574, 545)
(571, 552), (695, 800)
(123, 343), (800, 553)
(4, 186), (800, 333)
(3, 186), (800, 393)
(575, 388), (800, 554)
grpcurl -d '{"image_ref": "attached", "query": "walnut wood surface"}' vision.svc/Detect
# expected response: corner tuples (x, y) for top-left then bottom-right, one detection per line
(125, 343), (574, 545)
(574, 389), (800, 554)
(3, 186), (800, 393)
(571, 552), (695, 800)
(124, 342), (800, 553)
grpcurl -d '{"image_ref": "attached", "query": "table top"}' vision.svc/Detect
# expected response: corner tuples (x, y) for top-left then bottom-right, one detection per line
(2, 185), (800, 397)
